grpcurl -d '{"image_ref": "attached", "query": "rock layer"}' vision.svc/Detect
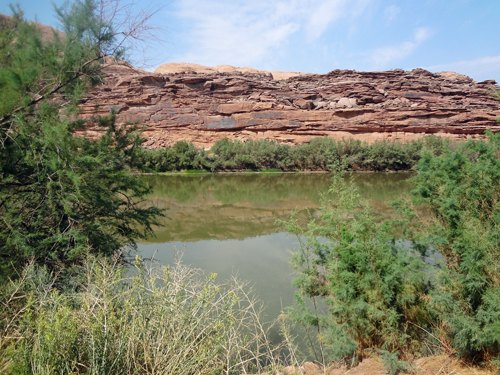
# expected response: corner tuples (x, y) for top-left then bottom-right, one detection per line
(79, 62), (500, 149)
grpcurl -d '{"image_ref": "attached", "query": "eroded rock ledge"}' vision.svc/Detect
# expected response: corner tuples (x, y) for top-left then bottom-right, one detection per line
(79, 62), (500, 149)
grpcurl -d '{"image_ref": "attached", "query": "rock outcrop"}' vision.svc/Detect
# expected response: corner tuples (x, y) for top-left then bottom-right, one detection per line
(79, 62), (500, 149)
(0, 13), (65, 42)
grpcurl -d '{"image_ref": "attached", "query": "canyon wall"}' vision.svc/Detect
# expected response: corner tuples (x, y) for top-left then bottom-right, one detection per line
(79, 62), (500, 149)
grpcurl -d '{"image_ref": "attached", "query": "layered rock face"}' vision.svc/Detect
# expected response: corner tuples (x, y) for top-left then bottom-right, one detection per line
(79, 62), (500, 149)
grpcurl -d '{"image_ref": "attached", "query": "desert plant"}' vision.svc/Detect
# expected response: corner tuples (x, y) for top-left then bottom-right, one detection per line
(281, 132), (500, 367)
(411, 130), (500, 362)
(0, 1), (163, 271)
(1, 254), (286, 374)
(281, 166), (434, 365)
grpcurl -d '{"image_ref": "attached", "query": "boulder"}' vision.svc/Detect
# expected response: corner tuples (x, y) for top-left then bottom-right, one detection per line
(337, 97), (357, 107)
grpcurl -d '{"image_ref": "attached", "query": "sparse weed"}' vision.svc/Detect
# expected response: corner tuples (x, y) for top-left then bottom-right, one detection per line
(1, 255), (287, 374)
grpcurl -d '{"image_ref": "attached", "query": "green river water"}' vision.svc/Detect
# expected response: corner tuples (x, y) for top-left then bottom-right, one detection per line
(136, 172), (414, 344)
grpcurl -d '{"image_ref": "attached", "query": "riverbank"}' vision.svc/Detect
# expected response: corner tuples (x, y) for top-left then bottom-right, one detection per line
(260, 355), (496, 375)
(138, 169), (415, 175)
(4, 133), (500, 373)
(4, 256), (496, 375)
(133, 136), (451, 173)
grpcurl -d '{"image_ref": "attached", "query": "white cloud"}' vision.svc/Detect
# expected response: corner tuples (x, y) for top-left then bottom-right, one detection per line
(414, 27), (432, 43)
(351, 0), (372, 17)
(370, 27), (433, 68)
(426, 55), (500, 82)
(169, 0), (371, 68)
(384, 5), (400, 21)
(307, 0), (346, 40)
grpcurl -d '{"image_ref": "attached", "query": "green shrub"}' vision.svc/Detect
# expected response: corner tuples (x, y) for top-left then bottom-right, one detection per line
(281, 132), (500, 367)
(133, 136), (451, 173)
(1, 256), (284, 374)
(281, 166), (433, 365)
(133, 143), (209, 172)
(0, 3), (162, 270)
(411, 130), (500, 362)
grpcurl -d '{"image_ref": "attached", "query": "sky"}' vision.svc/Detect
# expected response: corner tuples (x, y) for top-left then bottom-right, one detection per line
(1, 0), (500, 82)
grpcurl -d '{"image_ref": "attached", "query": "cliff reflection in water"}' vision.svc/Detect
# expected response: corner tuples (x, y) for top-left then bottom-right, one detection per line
(138, 172), (414, 244)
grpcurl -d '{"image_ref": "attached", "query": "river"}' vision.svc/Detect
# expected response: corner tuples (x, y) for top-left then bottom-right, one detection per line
(136, 172), (414, 346)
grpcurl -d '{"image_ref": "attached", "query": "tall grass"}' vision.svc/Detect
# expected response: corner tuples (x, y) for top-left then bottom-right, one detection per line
(1, 255), (285, 374)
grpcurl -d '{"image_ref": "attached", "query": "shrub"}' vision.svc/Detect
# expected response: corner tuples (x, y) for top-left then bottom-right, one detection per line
(281, 166), (433, 365)
(0, 3), (162, 270)
(411, 130), (500, 362)
(133, 136), (450, 173)
(1, 255), (284, 374)
(281, 132), (500, 367)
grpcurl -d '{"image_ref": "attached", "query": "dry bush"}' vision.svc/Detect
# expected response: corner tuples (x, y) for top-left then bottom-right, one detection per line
(0, 254), (286, 374)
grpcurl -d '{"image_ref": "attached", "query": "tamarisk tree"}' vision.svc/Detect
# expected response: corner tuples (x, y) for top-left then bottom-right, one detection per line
(0, 0), (163, 272)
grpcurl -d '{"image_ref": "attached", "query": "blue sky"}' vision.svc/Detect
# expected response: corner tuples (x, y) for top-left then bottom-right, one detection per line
(2, 0), (499, 81)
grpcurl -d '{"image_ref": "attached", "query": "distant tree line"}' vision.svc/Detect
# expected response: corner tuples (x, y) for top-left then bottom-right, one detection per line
(133, 135), (452, 173)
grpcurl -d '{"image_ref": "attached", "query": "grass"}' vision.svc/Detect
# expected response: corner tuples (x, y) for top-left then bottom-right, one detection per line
(0, 254), (287, 374)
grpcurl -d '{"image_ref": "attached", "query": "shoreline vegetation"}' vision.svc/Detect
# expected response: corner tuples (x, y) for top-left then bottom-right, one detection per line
(133, 136), (451, 174)
(2, 1), (500, 373)
(138, 169), (415, 175)
(4, 132), (500, 374)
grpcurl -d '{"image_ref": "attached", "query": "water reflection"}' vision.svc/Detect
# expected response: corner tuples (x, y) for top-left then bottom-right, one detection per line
(139, 233), (297, 326)
(139, 172), (413, 243)
(137, 172), (415, 347)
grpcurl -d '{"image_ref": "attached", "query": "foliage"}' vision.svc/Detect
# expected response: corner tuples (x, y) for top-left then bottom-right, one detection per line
(282, 131), (500, 367)
(134, 140), (207, 172)
(134, 136), (451, 173)
(411, 130), (500, 362)
(281, 166), (433, 366)
(0, 255), (284, 374)
(375, 349), (411, 375)
(0, 2), (162, 271)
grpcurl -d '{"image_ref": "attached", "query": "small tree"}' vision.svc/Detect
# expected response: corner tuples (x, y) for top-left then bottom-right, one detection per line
(282, 167), (432, 367)
(412, 130), (500, 362)
(284, 134), (500, 366)
(0, 0), (163, 272)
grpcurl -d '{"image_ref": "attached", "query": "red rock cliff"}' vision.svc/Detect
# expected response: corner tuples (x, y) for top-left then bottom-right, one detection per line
(79, 62), (500, 149)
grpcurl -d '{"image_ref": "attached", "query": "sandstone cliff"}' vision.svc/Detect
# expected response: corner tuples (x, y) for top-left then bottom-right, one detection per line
(79, 62), (500, 149)
(0, 13), (65, 41)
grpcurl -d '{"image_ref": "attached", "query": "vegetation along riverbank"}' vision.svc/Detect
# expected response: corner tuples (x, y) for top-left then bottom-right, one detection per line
(1, 0), (500, 374)
(133, 135), (452, 173)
